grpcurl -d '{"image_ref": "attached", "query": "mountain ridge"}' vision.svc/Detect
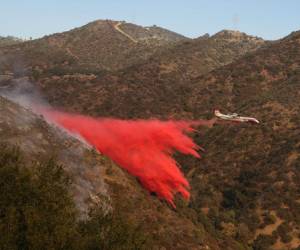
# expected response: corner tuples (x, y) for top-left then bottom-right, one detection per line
(0, 19), (188, 75)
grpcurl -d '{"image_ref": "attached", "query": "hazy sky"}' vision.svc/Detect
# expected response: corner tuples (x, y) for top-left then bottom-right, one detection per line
(1, 0), (300, 40)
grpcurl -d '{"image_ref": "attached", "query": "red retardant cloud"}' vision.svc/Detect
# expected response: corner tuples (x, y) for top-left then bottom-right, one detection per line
(43, 110), (208, 207)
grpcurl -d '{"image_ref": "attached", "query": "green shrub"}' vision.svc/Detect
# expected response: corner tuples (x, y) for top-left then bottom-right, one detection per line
(277, 222), (293, 243)
(0, 144), (78, 250)
(253, 234), (276, 250)
(0, 144), (149, 250)
(78, 209), (148, 250)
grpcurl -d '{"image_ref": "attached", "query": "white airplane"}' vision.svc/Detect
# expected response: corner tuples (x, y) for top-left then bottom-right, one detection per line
(214, 109), (260, 124)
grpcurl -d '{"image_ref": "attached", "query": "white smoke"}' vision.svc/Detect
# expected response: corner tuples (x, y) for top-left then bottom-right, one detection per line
(0, 78), (93, 149)
(0, 78), (49, 110)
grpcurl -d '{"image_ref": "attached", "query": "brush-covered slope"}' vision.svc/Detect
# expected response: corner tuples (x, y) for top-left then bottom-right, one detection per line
(18, 30), (265, 118)
(183, 30), (300, 249)
(1, 19), (299, 248)
(148, 29), (265, 79)
(0, 20), (187, 76)
(26, 30), (300, 249)
(0, 96), (226, 249)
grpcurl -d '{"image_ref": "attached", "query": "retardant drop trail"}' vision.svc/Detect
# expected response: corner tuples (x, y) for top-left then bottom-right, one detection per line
(43, 110), (213, 207)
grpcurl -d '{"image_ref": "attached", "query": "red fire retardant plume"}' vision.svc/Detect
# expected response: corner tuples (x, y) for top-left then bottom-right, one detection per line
(43, 110), (210, 207)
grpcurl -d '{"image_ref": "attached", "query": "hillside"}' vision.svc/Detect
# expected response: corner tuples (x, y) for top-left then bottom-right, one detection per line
(148, 29), (265, 79)
(25, 30), (300, 249)
(0, 20), (187, 76)
(0, 95), (228, 249)
(1, 19), (299, 249)
(184, 30), (300, 249)
(8, 29), (265, 118)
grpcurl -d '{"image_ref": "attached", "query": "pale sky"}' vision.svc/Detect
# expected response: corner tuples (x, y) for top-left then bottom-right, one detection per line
(1, 0), (300, 40)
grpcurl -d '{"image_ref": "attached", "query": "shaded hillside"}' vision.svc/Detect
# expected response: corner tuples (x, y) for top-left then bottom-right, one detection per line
(0, 96), (227, 250)
(0, 20), (187, 76)
(0, 96), (109, 215)
(20, 30), (265, 118)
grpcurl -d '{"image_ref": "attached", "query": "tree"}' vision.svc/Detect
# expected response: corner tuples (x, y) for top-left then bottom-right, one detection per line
(78, 208), (149, 250)
(0, 145), (79, 250)
(0, 144), (149, 250)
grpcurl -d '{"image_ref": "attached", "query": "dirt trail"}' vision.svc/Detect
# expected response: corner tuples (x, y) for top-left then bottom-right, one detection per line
(254, 211), (283, 238)
(66, 48), (79, 60)
(114, 22), (138, 43)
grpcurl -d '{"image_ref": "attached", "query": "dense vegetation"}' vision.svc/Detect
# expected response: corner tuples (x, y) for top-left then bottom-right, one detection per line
(0, 144), (148, 250)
